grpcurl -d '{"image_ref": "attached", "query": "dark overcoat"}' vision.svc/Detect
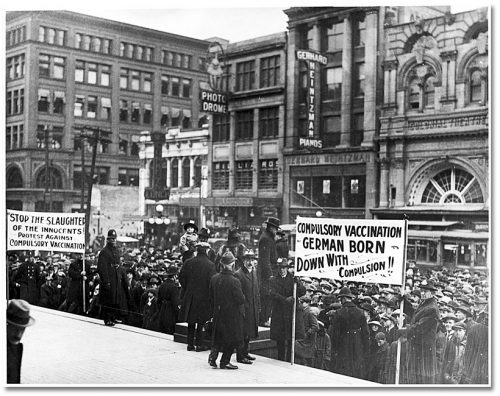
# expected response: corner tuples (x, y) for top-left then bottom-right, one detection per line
(7, 342), (23, 384)
(157, 278), (180, 334)
(179, 252), (216, 324)
(215, 240), (246, 272)
(209, 268), (245, 348)
(13, 261), (40, 305)
(460, 321), (488, 384)
(405, 296), (440, 384)
(235, 266), (260, 339)
(66, 259), (91, 309)
(39, 283), (61, 309)
(329, 301), (370, 380)
(97, 243), (129, 310)
(269, 272), (306, 341)
(257, 229), (277, 294)
(128, 283), (145, 327)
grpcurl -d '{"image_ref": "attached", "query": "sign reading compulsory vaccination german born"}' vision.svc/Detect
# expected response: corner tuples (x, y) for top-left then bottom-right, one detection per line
(295, 217), (407, 286)
(7, 210), (86, 253)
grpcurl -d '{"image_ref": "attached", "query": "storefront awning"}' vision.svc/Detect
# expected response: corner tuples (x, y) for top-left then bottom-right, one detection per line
(409, 229), (489, 240)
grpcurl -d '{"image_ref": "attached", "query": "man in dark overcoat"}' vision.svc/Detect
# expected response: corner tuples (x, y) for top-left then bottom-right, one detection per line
(329, 286), (370, 380)
(66, 257), (91, 314)
(234, 249), (260, 364)
(275, 229), (289, 260)
(97, 229), (129, 326)
(157, 265), (180, 334)
(269, 259), (306, 362)
(257, 217), (280, 326)
(215, 228), (246, 272)
(208, 251), (245, 369)
(179, 241), (216, 351)
(12, 255), (40, 305)
(401, 280), (440, 384)
(129, 273), (148, 327)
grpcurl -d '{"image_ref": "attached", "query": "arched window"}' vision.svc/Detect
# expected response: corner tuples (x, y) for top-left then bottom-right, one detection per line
(470, 70), (482, 102)
(409, 78), (420, 110)
(423, 75), (436, 108)
(182, 159), (191, 188)
(421, 167), (483, 204)
(194, 158), (202, 187)
(35, 167), (63, 189)
(171, 159), (178, 188)
(7, 167), (23, 188)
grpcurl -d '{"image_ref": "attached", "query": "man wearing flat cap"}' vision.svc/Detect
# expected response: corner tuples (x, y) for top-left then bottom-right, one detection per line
(7, 299), (35, 384)
(329, 286), (370, 380)
(179, 240), (216, 351)
(258, 217), (280, 327)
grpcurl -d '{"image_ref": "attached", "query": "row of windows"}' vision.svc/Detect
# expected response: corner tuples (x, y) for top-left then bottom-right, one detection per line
(39, 26), (66, 46)
(6, 26), (26, 47)
(120, 68), (153, 92)
(233, 55), (281, 91)
(39, 54), (65, 79)
(161, 50), (192, 69)
(212, 107), (280, 142)
(161, 75), (192, 98)
(6, 88), (24, 116)
(120, 42), (154, 62)
(36, 125), (64, 149)
(6, 124), (24, 150)
(75, 95), (112, 120)
(159, 106), (193, 129)
(298, 113), (364, 147)
(7, 54), (25, 81)
(75, 33), (112, 54)
(76, 61), (111, 86)
(212, 160), (278, 190)
(38, 89), (65, 114)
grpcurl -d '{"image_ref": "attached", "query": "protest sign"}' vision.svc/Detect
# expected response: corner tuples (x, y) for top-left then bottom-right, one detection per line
(7, 209), (86, 253)
(295, 217), (407, 286)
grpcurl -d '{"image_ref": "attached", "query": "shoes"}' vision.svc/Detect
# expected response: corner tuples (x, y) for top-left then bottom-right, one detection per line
(114, 319), (123, 324)
(208, 358), (217, 368)
(245, 354), (256, 361)
(236, 358), (253, 364)
(220, 363), (238, 370)
(187, 345), (195, 351)
(104, 320), (115, 327)
(195, 346), (209, 352)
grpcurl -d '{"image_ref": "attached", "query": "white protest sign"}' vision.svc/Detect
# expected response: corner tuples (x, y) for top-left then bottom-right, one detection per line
(295, 217), (407, 286)
(7, 210), (86, 253)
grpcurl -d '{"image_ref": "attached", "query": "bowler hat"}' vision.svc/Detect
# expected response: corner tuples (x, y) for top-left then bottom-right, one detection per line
(220, 251), (236, 266)
(276, 257), (290, 267)
(197, 228), (211, 239)
(338, 286), (355, 299)
(183, 221), (198, 232)
(166, 265), (178, 276)
(264, 217), (280, 229)
(7, 299), (35, 328)
(107, 229), (117, 239)
(243, 249), (255, 258)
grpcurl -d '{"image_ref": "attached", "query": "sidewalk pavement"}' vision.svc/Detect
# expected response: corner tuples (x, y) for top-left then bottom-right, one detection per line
(16, 306), (375, 387)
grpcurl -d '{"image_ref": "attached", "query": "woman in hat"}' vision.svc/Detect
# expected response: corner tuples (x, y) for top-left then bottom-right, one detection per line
(7, 299), (35, 384)
(157, 265), (180, 335)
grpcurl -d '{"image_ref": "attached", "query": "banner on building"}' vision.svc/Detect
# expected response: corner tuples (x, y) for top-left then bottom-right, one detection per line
(7, 210), (86, 253)
(295, 217), (407, 286)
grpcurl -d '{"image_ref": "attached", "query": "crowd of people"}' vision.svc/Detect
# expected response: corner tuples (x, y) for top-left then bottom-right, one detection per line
(7, 217), (489, 384)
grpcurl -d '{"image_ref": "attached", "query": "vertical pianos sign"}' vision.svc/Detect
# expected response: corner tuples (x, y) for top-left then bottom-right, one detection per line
(296, 50), (328, 149)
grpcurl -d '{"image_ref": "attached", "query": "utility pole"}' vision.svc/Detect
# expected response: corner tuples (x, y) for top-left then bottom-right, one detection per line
(44, 126), (50, 211)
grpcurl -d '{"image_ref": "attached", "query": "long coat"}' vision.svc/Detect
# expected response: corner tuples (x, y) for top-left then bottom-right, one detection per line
(460, 321), (488, 384)
(329, 301), (370, 380)
(13, 261), (40, 305)
(295, 304), (319, 361)
(66, 259), (91, 310)
(234, 266), (260, 339)
(157, 278), (180, 334)
(97, 243), (129, 311)
(269, 272), (306, 341)
(7, 342), (23, 384)
(405, 296), (440, 384)
(209, 268), (245, 349)
(257, 229), (277, 295)
(179, 252), (216, 324)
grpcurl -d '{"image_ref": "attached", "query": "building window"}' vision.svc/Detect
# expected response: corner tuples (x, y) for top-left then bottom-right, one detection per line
(120, 100), (129, 122)
(118, 168), (139, 186)
(38, 54), (65, 79)
(53, 91), (65, 114)
(423, 76), (436, 108)
(351, 113), (364, 146)
(213, 113), (230, 142)
(182, 160), (191, 188)
(120, 68), (129, 89)
(235, 161), (253, 190)
(171, 77), (180, 96)
(6, 124), (24, 150)
(259, 107), (279, 139)
(120, 68), (152, 92)
(346, 176), (365, 208)
(324, 67), (342, 100)
(38, 54), (50, 78)
(87, 63), (98, 84)
(39, 26), (65, 46)
(53, 57), (65, 79)
(354, 17), (366, 47)
(409, 78), (420, 110)
(260, 55), (280, 87)
(325, 21), (344, 52)
(182, 79), (192, 98)
(38, 89), (50, 112)
(101, 97), (111, 120)
(7, 166), (24, 188)
(131, 102), (140, 123)
(7, 26), (26, 47)
(322, 115), (341, 147)
(7, 54), (25, 80)
(75, 61), (84, 82)
(144, 73), (152, 92)
(236, 110), (254, 140)
(143, 103), (152, 124)
(259, 159), (278, 190)
(236, 60), (255, 91)
(353, 63), (365, 98)
(194, 158), (202, 186)
(131, 70), (140, 91)
(421, 168), (484, 204)
(212, 162), (229, 190)
(182, 109), (192, 129)
(161, 76), (169, 95)
(470, 69), (483, 103)
(87, 96), (97, 119)
(292, 176), (344, 208)
(171, 159), (179, 188)
(161, 106), (169, 127)
(299, 25), (314, 49)
(407, 239), (438, 264)
(35, 166), (63, 189)
(74, 95), (85, 117)
(171, 108), (181, 127)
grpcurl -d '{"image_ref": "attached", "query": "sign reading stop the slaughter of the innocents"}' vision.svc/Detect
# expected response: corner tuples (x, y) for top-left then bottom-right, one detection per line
(7, 210), (86, 253)
(295, 217), (407, 286)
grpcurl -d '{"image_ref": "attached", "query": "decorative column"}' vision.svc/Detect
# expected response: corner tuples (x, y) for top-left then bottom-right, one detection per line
(189, 157), (195, 187)
(393, 159), (405, 207)
(362, 9), (378, 146)
(440, 50), (457, 105)
(166, 158), (171, 188)
(339, 15), (352, 147)
(379, 159), (390, 208)
(178, 157), (183, 188)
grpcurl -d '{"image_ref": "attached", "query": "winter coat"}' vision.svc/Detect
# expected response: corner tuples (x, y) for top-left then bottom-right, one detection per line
(7, 342), (23, 384)
(460, 321), (488, 384)
(276, 238), (289, 259)
(209, 268), (245, 349)
(179, 252), (216, 324)
(141, 290), (160, 331)
(215, 239), (247, 272)
(157, 278), (180, 334)
(66, 259), (91, 310)
(405, 296), (440, 384)
(371, 341), (390, 383)
(39, 283), (61, 309)
(314, 330), (331, 370)
(257, 229), (277, 295)
(269, 272), (306, 341)
(385, 337), (409, 384)
(13, 261), (40, 305)
(97, 243), (130, 310)
(128, 283), (145, 327)
(295, 304), (319, 361)
(329, 300), (370, 380)
(234, 266), (260, 339)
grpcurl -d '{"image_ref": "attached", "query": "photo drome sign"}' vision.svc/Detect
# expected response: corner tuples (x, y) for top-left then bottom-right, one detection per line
(295, 217), (407, 286)
(7, 210), (86, 253)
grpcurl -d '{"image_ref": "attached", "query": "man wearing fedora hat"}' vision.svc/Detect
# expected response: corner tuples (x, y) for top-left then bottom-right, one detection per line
(197, 228), (217, 263)
(7, 299), (35, 384)
(157, 265), (180, 335)
(258, 216), (280, 327)
(329, 286), (370, 380)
